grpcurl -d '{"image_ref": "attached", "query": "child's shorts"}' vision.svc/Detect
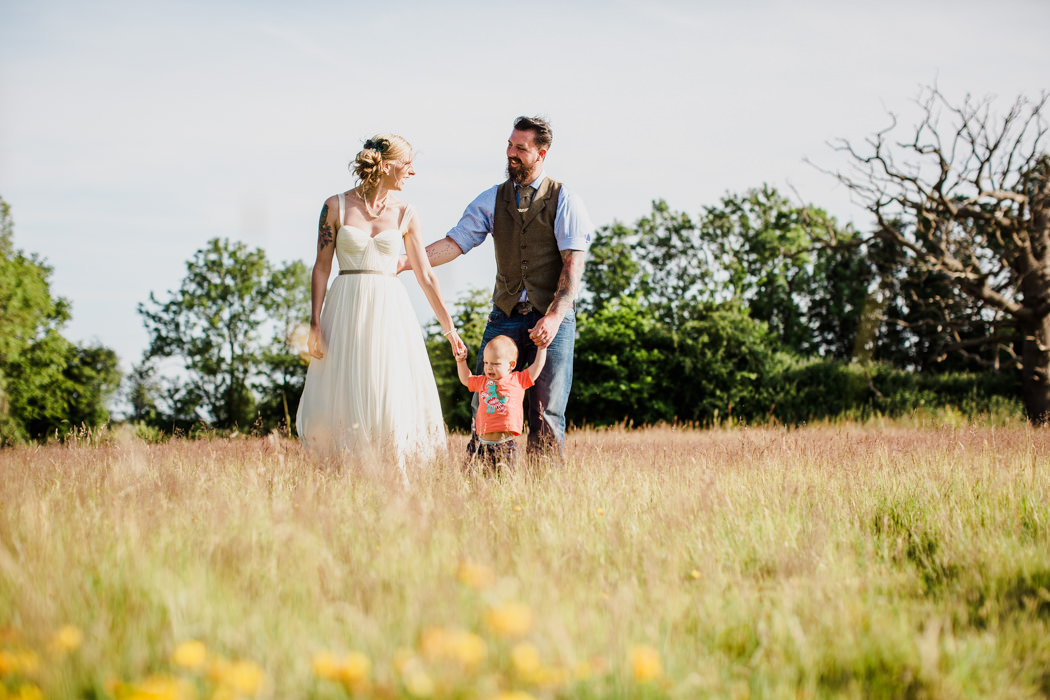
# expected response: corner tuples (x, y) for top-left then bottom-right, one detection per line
(470, 435), (518, 474)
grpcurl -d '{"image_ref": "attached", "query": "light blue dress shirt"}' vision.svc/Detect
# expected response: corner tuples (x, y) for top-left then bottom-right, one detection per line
(446, 171), (595, 255)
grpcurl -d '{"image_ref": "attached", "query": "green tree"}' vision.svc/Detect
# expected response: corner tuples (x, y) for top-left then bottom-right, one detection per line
(138, 238), (309, 431)
(578, 223), (640, 315)
(826, 86), (1050, 421)
(572, 295), (677, 425)
(666, 300), (778, 423)
(124, 360), (162, 428)
(806, 233), (879, 361)
(697, 186), (872, 358)
(58, 344), (121, 430)
(573, 296), (776, 426)
(0, 196), (121, 443)
(3, 328), (75, 441)
(256, 259), (311, 434)
(1, 197), (66, 442)
(582, 190), (871, 357)
(863, 230), (997, 372)
(582, 201), (710, 327)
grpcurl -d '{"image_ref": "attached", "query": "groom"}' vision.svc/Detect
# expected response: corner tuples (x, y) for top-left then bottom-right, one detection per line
(417, 115), (594, 458)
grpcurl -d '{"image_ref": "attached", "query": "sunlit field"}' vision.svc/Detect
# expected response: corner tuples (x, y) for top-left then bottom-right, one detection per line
(2, 420), (1048, 699)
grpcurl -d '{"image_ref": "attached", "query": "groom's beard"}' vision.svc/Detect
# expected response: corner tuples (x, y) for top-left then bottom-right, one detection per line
(507, 158), (534, 186)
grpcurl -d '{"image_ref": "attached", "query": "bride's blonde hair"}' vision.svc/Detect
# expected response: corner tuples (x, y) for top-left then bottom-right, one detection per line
(350, 134), (411, 195)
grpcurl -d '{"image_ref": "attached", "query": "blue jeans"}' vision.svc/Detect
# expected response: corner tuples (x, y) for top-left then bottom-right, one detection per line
(470, 305), (575, 457)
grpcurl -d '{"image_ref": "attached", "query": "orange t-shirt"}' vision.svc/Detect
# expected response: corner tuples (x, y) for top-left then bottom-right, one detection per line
(467, 371), (535, 435)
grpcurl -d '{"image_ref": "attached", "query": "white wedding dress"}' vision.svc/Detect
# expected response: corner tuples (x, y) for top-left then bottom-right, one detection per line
(296, 193), (446, 479)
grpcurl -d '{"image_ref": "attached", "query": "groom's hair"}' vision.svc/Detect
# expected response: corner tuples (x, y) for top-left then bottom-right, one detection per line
(514, 116), (553, 151)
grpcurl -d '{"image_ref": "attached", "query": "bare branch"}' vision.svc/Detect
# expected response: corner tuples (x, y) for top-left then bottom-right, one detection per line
(814, 85), (1050, 418)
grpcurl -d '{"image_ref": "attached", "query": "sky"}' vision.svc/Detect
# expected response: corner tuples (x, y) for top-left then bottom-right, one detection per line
(2, 0), (1048, 378)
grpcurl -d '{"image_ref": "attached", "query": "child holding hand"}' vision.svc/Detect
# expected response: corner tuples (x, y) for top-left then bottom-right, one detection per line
(455, 335), (546, 472)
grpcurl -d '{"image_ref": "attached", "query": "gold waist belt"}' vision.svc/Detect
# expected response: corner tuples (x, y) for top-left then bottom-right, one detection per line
(339, 270), (393, 276)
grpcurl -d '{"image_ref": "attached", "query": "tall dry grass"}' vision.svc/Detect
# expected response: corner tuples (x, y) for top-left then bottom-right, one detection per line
(1, 422), (1048, 699)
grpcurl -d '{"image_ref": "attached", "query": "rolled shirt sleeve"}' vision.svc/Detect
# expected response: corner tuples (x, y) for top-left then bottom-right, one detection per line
(554, 184), (594, 253)
(446, 185), (499, 255)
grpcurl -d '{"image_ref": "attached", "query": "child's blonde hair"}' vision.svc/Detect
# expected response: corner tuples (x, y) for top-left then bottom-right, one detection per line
(483, 335), (518, 362)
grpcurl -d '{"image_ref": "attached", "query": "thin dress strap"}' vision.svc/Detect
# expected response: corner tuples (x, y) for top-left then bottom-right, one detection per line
(337, 192), (346, 228)
(399, 204), (415, 237)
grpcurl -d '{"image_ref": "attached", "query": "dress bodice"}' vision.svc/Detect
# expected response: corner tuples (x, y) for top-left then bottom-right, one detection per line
(334, 192), (412, 274)
(335, 226), (401, 274)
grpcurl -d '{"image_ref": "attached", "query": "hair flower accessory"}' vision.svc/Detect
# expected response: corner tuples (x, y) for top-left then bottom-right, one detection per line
(363, 138), (388, 153)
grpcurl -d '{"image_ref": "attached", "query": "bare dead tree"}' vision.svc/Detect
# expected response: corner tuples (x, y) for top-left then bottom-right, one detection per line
(823, 85), (1050, 422)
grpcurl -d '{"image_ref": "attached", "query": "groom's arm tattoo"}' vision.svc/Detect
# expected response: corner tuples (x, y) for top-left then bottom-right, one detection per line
(548, 250), (586, 316)
(317, 204), (334, 250)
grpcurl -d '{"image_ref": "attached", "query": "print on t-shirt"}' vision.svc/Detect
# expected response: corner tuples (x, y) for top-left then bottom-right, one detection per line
(483, 380), (508, 414)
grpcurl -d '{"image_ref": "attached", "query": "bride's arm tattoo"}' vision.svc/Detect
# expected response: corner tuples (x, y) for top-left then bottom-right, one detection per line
(317, 204), (334, 250)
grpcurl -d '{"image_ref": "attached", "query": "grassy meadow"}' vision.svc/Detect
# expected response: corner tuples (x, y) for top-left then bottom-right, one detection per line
(1, 420), (1048, 699)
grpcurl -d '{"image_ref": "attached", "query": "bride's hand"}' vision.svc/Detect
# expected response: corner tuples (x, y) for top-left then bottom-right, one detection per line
(447, 331), (466, 360)
(395, 253), (411, 275)
(308, 326), (326, 359)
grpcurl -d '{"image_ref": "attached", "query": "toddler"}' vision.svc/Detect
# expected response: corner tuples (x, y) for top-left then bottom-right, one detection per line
(456, 335), (546, 471)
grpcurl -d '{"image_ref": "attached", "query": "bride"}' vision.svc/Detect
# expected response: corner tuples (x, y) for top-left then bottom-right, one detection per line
(295, 134), (465, 479)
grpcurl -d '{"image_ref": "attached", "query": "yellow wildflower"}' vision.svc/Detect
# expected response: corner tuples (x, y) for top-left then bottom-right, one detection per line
(510, 642), (541, 679)
(209, 659), (266, 697)
(172, 640), (208, 672)
(117, 674), (194, 700)
(533, 665), (569, 688)
(629, 645), (662, 682)
(337, 651), (371, 689)
(16, 684), (45, 700)
(402, 665), (435, 698)
(10, 683), (45, 700)
(488, 691), (537, 700)
(313, 649), (371, 688)
(572, 659), (593, 681)
(49, 625), (83, 654)
(0, 649), (39, 676)
(393, 649), (434, 697)
(456, 561), (496, 589)
(311, 650), (340, 680)
(485, 602), (534, 638)
(450, 631), (487, 670)
(418, 627), (447, 659)
(419, 627), (487, 670)
(0, 649), (17, 675)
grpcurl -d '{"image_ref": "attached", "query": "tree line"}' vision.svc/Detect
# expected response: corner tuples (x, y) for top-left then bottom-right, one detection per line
(0, 197), (121, 444)
(1, 86), (1046, 443)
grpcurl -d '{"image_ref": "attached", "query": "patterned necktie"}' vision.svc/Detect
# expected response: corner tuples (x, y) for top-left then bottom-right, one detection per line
(518, 185), (534, 213)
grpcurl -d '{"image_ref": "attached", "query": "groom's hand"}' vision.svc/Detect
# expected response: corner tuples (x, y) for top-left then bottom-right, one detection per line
(529, 314), (562, 349)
